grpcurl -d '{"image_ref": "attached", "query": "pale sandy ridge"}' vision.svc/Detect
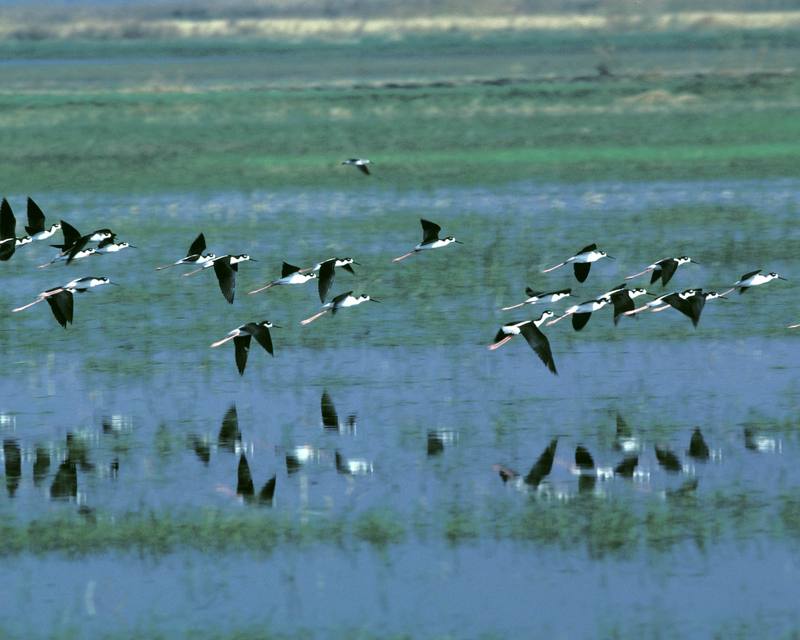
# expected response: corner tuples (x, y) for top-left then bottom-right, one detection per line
(2, 11), (800, 40)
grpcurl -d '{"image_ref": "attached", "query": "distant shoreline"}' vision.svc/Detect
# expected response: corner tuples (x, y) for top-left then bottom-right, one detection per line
(2, 11), (800, 41)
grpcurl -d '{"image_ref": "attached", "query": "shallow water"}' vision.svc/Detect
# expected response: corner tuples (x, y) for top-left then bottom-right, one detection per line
(1, 178), (800, 637)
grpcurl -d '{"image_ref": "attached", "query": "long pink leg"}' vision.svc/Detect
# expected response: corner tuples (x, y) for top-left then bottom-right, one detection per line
(625, 267), (653, 280)
(300, 309), (330, 325)
(210, 334), (237, 348)
(487, 336), (513, 350)
(541, 261), (566, 273)
(392, 251), (416, 263)
(248, 282), (275, 295)
(500, 302), (526, 311)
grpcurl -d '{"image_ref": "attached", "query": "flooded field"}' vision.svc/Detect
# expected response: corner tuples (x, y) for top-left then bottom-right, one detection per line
(1, 18), (800, 639)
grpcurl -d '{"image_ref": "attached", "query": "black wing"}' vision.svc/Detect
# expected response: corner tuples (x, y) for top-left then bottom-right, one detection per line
(571, 311), (592, 331)
(664, 292), (705, 327)
(236, 454), (255, 497)
(259, 475), (276, 503)
(358, 164), (370, 175)
(330, 290), (353, 314)
(577, 243), (597, 255)
(218, 405), (240, 452)
(420, 219), (441, 244)
(659, 259), (679, 286)
(321, 391), (339, 428)
(654, 445), (682, 473)
(616, 412), (631, 438)
(493, 327), (508, 344)
(688, 428), (710, 460)
(614, 455), (638, 477)
(341, 263), (355, 274)
(187, 232), (206, 258)
(0, 198), (16, 240)
(524, 287), (541, 298)
(0, 238), (14, 262)
(519, 323), (557, 375)
(573, 262), (591, 282)
(243, 323), (274, 356)
(281, 262), (301, 278)
(650, 269), (661, 285)
(317, 259), (336, 303)
(59, 220), (82, 250)
(739, 269), (761, 282)
(50, 460), (77, 500)
(46, 290), (74, 328)
(524, 438), (558, 487)
(65, 234), (92, 263)
(610, 291), (634, 325)
(233, 335), (252, 375)
(25, 197), (46, 235)
(575, 445), (595, 470)
(213, 258), (236, 304)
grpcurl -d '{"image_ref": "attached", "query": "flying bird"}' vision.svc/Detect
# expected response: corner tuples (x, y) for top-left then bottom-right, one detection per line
(210, 321), (278, 375)
(393, 219), (462, 263)
(541, 243), (613, 282)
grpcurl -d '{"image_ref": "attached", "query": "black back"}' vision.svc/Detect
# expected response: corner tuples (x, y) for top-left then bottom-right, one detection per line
(321, 391), (339, 428)
(25, 197), (46, 235)
(420, 218), (442, 244)
(65, 233), (93, 263)
(610, 290), (634, 325)
(213, 258), (237, 304)
(46, 290), (74, 328)
(664, 291), (705, 327)
(573, 262), (591, 282)
(218, 405), (240, 452)
(281, 262), (301, 278)
(577, 243), (597, 255)
(318, 259), (336, 303)
(330, 291), (353, 313)
(187, 232), (206, 258)
(233, 335), (252, 375)
(524, 438), (558, 487)
(739, 268), (762, 282)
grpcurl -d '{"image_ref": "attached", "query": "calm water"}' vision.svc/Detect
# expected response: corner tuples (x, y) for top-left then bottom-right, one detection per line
(1, 178), (799, 638)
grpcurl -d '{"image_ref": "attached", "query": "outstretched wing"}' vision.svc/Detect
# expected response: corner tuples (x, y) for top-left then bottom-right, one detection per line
(46, 290), (74, 328)
(59, 220), (82, 250)
(187, 232), (206, 258)
(610, 291), (634, 325)
(571, 311), (592, 331)
(237, 453), (255, 497)
(218, 405), (240, 451)
(329, 291), (353, 315)
(281, 262), (301, 278)
(25, 197), (46, 235)
(358, 164), (370, 175)
(243, 322), (274, 356)
(739, 269), (762, 282)
(213, 258), (236, 304)
(419, 219), (441, 244)
(233, 335), (252, 375)
(664, 291), (705, 327)
(659, 259), (679, 286)
(577, 243), (597, 255)
(0, 198), (16, 240)
(573, 262), (591, 282)
(321, 391), (339, 428)
(524, 438), (558, 487)
(317, 259), (336, 303)
(519, 323), (557, 374)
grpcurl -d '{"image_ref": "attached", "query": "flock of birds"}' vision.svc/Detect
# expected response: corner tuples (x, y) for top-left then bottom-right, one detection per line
(0, 172), (794, 376)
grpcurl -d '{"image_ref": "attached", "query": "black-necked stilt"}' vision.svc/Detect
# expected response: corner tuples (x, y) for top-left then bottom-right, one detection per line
(687, 428), (710, 461)
(488, 311), (557, 374)
(733, 269), (787, 293)
(547, 295), (612, 331)
(307, 257), (359, 303)
(633, 289), (725, 327)
(95, 238), (135, 254)
(541, 243), (613, 282)
(392, 218), (462, 263)
(789, 322), (800, 329)
(321, 391), (357, 433)
(211, 254), (255, 304)
(237, 453), (276, 504)
(499, 287), (571, 312)
(25, 198), (61, 241)
(335, 450), (373, 475)
(626, 256), (696, 287)
(744, 427), (780, 453)
(614, 455), (639, 478)
(341, 158), (371, 175)
(614, 412), (640, 453)
(12, 276), (115, 327)
(300, 291), (380, 325)
(210, 320), (278, 375)
(608, 286), (649, 325)
(44, 220), (115, 266)
(156, 233), (215, 270)
(654, 445), (682, 473)
(248, 262), (316, 295)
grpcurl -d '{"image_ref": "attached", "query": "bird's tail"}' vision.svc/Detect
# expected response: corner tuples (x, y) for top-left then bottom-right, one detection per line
(247, 282), (274, 295)
(300, 309), (329, 325)
(392, 251), (416, 263)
